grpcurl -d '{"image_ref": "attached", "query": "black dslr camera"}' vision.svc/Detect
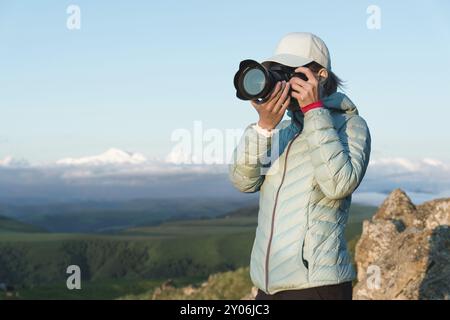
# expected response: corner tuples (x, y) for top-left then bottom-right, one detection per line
(233, 59), (307, 106)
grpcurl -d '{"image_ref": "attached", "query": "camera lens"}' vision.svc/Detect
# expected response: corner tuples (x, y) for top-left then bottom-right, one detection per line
(234, 59), (305, 102)
(234, 59), (273, 101)
(243, 68), (266, 96)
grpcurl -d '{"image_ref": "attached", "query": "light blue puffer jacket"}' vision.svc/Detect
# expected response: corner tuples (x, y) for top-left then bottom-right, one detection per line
(229, 92), (371, 294)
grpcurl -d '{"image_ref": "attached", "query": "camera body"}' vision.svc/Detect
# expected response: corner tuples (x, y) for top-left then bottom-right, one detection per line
(233, 59), (307, 106)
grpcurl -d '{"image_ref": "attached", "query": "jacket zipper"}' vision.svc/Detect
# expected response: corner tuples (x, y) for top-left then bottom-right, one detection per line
(264, 133), (300, 293)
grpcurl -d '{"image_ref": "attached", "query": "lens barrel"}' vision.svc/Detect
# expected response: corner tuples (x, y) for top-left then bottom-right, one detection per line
(233, 59), (308, 103)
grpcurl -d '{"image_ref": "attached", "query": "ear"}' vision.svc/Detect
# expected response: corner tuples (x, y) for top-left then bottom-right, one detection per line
(318, 68), (329, 80)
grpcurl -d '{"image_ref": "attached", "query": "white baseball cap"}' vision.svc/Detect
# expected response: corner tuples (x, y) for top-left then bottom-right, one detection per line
(263, 32), (331, 70)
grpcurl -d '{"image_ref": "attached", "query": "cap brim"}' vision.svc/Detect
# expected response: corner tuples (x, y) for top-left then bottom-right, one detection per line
(262, 53), (313, 68)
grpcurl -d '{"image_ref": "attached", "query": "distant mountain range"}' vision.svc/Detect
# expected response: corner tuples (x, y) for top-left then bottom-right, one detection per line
(56, 148), (147, 166)
(0, 197), (256, 233)
(0, 148), (449, 206)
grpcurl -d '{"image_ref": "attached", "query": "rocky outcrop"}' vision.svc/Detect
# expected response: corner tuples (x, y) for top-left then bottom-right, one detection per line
(149, 267), (254, 300)
(353, 189), (450, 300)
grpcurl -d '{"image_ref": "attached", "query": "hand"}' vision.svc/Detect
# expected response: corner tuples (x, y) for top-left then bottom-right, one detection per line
(251, 81), (291, 130)
(289, 67), (320, 108)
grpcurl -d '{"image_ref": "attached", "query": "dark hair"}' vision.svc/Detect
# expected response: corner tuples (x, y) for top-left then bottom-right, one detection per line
(304, 61), (344, 96)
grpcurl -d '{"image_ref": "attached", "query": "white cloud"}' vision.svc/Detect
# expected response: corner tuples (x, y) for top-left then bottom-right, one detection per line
(165, 146), (192, 165)
(369, 157), (450, 173)
(56, 148), (147, 166)
(0, 156), (29, 167)
(356, 157), (450, 205)
(0, 150), (449, 205)
(165, 145), (227, 165)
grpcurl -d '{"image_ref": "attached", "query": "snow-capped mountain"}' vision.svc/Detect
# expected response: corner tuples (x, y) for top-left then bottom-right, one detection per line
(0, 155), (29, 167)
(56, 148), (147, 166)
(0, 156), (14, 166)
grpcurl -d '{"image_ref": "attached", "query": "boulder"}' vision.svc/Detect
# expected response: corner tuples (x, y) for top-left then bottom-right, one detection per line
(353, 189), (450, 300)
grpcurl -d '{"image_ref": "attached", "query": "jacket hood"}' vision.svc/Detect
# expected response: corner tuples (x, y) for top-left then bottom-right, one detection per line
(287, 92), (359, 128)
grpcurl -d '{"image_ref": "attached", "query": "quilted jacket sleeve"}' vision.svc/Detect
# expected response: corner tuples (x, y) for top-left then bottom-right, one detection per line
(228, 124), (272, 193)
(303, 108), (371, 200)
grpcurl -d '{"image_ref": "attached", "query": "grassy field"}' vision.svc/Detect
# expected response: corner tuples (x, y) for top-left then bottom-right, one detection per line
(0, 203), (377, 300)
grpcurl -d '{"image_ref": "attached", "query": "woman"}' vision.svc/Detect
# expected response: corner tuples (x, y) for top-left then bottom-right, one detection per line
(229, 32), (371, 300)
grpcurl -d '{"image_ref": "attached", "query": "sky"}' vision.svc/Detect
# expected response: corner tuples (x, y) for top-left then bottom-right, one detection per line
(0, 0), (449, 163)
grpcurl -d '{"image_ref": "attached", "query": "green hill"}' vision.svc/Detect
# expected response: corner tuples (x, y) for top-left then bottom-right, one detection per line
(0, 203), (377, 299)
(218, 205), (259, 219)
(0, 198), (254, 233)
(0, 214), (257, 299)
(0, 215), (47, 234)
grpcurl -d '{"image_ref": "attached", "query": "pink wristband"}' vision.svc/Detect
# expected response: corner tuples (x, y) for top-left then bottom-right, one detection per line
(301, 100), (324, 114)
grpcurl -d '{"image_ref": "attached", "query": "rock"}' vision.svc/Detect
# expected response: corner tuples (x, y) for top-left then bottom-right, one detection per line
(151, 279), (176, 299)
(240, 286), (258, 300)
(353, 188), (450, 300)
(182, 285), (196, 296)
(373, 188), (417, 227)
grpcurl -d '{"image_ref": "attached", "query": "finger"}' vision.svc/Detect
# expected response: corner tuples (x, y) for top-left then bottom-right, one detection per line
(278, 96), (291, 115)
(272, 82), (290, 113)
(291, 89), (306, 102)
(289, 76), (311, 89)
(266, 81), (285, 110)
(268, 81), (282, 101)
(294, 67), (318, 84)
(272, 81), (290, 112)
(251, 81), (282, 109)
(291, 83), (307, 96)
(251, 100), (260, 109)
(290, 80), (311, 94)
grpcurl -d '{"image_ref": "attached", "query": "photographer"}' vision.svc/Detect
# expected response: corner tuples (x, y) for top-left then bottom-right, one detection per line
(229, 32), (371, 300)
